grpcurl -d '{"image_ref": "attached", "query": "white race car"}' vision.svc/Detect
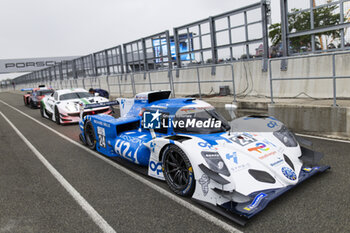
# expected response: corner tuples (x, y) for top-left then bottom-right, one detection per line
(40, 88), (112, 124)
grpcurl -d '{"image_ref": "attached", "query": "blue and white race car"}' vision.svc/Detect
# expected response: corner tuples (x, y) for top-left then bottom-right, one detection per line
(79, 90), (329, 225)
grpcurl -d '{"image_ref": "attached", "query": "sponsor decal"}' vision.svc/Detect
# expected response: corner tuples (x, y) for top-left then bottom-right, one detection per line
(114, 139), (140, 164)
(198, 142), (214, 150)
(248, 142), (270, 153)
(281, 167), (297, 181)
(229, 133), (257, 146)
(150, 142), (156, 152)
(180, 106), (212, 113)
(258, 151), (276, 160)
(93, 119), (111, 128)
(244, 192), (267, 211)
(149, 161), (163, 175)
(267, 120), (278, 128)
(226, 152), (238, 164)
(119, 134), (142, 144)
(150, 104), (167, 109)
(303, 167), (319, 173)
(198, 174), (210, 196)
(270, 159), (283, 167)
(231, 163), (249, 173)
(182, 167), (194, 194)
(303, 167), (312, 173)
(97, 126), (106, 148)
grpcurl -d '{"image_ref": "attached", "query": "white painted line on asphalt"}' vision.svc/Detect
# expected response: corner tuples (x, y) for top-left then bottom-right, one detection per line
(0, 111), (117, 233)
(295, 133), (350, 144)
(0, 100), (242, 233)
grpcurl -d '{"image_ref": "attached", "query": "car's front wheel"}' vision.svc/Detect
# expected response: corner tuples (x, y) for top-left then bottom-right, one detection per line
(54, 107), (61, 125)
(84, 120), (96, 150)
(163, 144), (195, 197)
(30, 100), (35, 108)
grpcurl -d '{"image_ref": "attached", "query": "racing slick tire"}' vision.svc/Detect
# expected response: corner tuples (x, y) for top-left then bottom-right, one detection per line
(40, 104), (45, 118)
(30, 100), (35, 109)
(84, 120), (96, 150)
(23, 97), (27, 106)
(163, 144), (195, 197)
(54, 106), (61, 125)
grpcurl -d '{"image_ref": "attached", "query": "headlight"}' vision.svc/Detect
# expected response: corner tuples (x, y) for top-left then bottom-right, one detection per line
(201, 151), (230, 176)
(273, 125), (297, 147)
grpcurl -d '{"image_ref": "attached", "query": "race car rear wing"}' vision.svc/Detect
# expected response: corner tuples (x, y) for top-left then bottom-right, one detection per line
(82, 101), (119, 110)
(79, 101), (119, 118)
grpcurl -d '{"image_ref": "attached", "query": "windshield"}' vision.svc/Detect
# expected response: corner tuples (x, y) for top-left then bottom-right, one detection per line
(59, 92), (93, 100)
(37, 90), (54, 96)
(173, 108), (230, 134)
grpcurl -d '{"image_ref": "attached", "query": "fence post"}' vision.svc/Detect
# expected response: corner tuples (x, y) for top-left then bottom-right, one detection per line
(117, 75), (122, 97)
(148, 72), (152, 91)
(269, 59), (274, 104)
(280, 0), (288, 70)
(196, 67), (202, 99)
(131, 74), (136, 96)
(106, 75), (110, 95)
(332, 54), (338, 107)
(169, 70), (175, 98)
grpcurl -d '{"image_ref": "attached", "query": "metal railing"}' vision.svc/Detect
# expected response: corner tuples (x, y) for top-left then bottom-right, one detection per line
(269, 50), (350, 106)
(106, 62), (236, 101)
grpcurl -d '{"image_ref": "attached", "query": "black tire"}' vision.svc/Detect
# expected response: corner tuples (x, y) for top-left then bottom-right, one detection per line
(23, 97), (27, 106)
(40, 104), (45, 117)
(54, 106), (61, 125)
(162, 144), (195, 197)
(84, 120), (96, 150)
(30, 100), (35, 109)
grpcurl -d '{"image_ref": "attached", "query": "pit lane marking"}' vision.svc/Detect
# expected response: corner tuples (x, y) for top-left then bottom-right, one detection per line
(0, 100), (242, 233)
(0, 111), (117, 233)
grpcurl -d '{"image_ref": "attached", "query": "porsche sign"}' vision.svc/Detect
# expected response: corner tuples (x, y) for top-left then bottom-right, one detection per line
(0, 56), (79, 73)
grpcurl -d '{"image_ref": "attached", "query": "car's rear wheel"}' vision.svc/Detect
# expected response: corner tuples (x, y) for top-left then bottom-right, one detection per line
(163, 144), (195, 197)
(23, 97), (27, 105)
(84, 120), (96, 150)
(55, 107), (61, 125)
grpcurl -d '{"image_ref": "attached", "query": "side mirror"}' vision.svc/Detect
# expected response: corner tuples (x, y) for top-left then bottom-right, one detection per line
(94, 93), (99, 97)
(225, 104), (237, 120)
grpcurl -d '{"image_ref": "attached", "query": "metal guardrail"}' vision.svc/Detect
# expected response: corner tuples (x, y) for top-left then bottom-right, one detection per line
(269, 50), (350, 106)
(106, 63), (236, 101)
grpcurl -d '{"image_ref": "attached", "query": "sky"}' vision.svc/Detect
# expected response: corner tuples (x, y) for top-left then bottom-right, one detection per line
(0, 0), (281, 81)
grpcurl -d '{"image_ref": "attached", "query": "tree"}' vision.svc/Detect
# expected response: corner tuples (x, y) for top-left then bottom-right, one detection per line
(269, 3), (341, 52)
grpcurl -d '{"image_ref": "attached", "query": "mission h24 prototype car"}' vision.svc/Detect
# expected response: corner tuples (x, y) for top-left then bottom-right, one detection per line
(79, 90), (329, 225)
(41, 88), (112, 125)
(23, 87), (54, 108)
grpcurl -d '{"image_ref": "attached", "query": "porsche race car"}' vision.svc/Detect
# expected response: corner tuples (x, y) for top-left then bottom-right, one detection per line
(79, 90), (329, 225)
(41, 88), (112, 124)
